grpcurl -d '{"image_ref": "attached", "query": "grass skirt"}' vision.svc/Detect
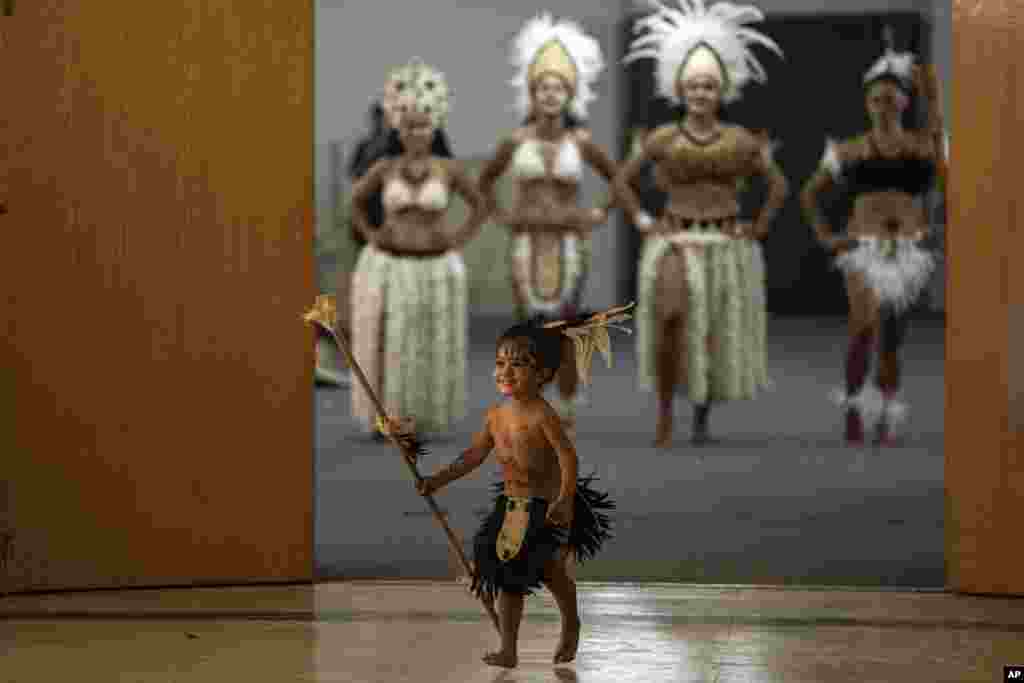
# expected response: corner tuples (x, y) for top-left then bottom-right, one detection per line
(471, 475), (614, 601)
(349, 245), (467, 433)
(636, 235), (770, 404)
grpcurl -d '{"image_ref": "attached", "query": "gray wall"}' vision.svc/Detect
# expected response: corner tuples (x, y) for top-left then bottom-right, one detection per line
(315, 0), (950, 312)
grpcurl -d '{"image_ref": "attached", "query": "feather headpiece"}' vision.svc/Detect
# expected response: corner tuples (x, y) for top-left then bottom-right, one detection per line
(624, 0), (782, 104)
(382, 58), (451, 128)
(510, 13), (605, 120)
(863, 27), (916, 93)
(544, 302), (635, 385)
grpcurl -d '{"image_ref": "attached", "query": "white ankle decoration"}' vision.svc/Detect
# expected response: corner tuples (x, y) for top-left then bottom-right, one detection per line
(829, 384), (885, 425)
(880, 397), (909, 425)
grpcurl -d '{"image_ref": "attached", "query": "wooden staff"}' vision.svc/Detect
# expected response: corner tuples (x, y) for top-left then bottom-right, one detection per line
(304, 300), (501, 635)
(541, 301), (636, 330)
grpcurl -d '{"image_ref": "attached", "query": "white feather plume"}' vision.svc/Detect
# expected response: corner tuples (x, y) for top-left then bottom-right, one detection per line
(863, 47), (916, 90)
(624, 0), (782, 104)
(510, 13), (605, 121)
(829, 384), (909, 428)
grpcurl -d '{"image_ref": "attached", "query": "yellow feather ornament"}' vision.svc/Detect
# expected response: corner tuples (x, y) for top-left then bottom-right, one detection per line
(547, 302), (635, 385)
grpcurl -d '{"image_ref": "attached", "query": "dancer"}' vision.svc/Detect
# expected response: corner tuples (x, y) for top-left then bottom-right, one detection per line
(389, 305), (629, 668)
(348, 63), (424, 247)
(350, 58), (487, 436)
(615, 0), (788, 446)
(800, 33), (945, 445)
(331, 74), (411, 387)
(478, 14), (640, 428)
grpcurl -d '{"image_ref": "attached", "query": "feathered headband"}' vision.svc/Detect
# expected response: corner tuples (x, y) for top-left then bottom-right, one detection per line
(624, 0), (782, 105)
(543, 302), (635, 385)
(382, 58), (451, 128)
(510, 13), (605, 120)
(863, 28), (916, 93)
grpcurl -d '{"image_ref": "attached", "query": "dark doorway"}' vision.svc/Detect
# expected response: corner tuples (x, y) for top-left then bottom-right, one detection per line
(617, 12), (930, 316)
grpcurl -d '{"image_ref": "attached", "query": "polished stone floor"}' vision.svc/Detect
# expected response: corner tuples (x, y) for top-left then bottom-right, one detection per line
(4, 581), (1023, 682)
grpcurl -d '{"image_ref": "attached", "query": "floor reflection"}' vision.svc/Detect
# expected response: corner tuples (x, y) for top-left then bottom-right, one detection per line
(3, 582), (1023, 682)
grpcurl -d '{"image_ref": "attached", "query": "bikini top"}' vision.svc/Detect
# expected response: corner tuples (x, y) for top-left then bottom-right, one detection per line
(510, 137), (583, 182)
(822, 134), (937, 197)
(382, 175), (449, 212)
(645, 124), (767, 187)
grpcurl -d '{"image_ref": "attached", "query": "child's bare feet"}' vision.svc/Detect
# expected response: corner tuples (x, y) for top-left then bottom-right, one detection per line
(482, 650), (518, 668)
(553, 618), (581, 664)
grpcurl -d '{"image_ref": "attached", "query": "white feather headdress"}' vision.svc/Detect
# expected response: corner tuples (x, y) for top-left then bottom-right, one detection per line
(382, 58), (451, 128)
(863, 30), (916, 92)
(624, 0), (782, 104)
(510, 13), (605, 120)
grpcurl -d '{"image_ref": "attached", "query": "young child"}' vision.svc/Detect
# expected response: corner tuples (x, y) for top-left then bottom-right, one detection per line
(400, 308), (628, 668)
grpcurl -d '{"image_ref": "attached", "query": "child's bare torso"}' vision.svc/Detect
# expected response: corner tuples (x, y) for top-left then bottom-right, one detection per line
(490, 400), (563, 502)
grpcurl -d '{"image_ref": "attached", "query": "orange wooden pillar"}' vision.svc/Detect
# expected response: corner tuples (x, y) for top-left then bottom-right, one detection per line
(0, 0), (315, 593)
(945, 0), (1024, 595)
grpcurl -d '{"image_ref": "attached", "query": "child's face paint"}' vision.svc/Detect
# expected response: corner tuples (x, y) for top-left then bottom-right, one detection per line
(494, 341), (545, 400)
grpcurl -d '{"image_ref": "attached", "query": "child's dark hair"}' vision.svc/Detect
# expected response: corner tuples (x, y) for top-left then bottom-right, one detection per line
(496, 310), (597, 385)
(496, 322), (566, 385)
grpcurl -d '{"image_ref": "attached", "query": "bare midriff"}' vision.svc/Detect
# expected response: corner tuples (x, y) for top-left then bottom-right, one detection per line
(847, 190), (926, 238)
(375, 207), (452, 253)
(509, 179), (589, 231)
(663, 182), (740, 223)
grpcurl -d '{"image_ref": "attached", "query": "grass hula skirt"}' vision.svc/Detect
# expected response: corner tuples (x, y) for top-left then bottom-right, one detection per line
(471, 475), (615, 602)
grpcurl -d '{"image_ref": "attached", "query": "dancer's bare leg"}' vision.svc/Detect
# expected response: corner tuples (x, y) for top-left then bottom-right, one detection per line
(655, 317), (681, 448)
(334, 268), (354, 351)
(844, 273), (880, 444)
(652, 245), (690, 448)
(557, 337), (579, 430)
(875, 309), (909, 445)
(557, 344), (579, 403)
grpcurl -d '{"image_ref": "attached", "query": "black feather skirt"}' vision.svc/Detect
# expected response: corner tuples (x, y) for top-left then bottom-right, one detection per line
(471, 475), (615, 601)
(566, 474), (615, 564)
(471, 496), (566, 603)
